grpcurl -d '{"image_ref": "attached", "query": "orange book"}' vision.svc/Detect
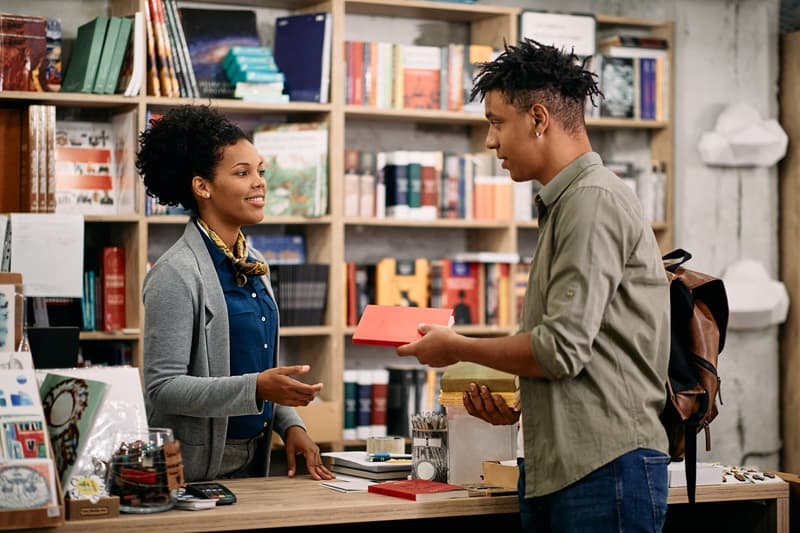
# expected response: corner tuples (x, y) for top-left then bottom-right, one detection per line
(401, 44), (441, 110)
(352, 304), (453, 347)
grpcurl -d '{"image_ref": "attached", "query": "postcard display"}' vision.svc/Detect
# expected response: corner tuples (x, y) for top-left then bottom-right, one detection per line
(0, 363), (64, 529)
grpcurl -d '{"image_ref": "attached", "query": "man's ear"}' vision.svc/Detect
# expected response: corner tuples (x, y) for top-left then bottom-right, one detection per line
(530, 103), (549, 137)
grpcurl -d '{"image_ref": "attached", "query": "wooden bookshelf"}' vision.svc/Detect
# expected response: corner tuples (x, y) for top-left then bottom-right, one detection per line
(0, 0), (675, 447)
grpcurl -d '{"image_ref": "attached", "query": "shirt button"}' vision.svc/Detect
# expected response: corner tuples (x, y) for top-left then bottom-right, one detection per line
(251, 292), (257, 298)
(261, 316), (266, 322)
(263, 421), (269, 427)
(264, 343), (268, 349)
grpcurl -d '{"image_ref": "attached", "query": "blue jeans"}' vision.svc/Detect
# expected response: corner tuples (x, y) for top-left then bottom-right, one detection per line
(517, 448), (669, 532)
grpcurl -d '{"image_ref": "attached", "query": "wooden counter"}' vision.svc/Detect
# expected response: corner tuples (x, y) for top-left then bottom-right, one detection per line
(46, 476), (518, 532)
(39, 476), (789, 532)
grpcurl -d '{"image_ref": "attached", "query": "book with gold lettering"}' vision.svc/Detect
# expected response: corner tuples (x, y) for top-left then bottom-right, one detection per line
(439, 361), (519, 408)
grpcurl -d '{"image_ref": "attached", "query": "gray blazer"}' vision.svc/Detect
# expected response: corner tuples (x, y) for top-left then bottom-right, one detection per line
(142, 221), (305, 482)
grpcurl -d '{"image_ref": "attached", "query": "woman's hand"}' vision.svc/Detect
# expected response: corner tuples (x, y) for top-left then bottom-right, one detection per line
(256, 365), (322, 406)
(283, 426), (335, 480)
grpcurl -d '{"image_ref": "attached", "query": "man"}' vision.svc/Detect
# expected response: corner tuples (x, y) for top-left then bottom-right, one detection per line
(396, 39), (671, 532)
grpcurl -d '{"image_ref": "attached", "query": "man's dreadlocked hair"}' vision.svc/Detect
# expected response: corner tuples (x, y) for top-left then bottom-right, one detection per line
(470, 39), (602, 135)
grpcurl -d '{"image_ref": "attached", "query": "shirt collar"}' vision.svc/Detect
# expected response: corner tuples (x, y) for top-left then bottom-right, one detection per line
(536, 152), (603, 217)
(195, 219), (230, 269)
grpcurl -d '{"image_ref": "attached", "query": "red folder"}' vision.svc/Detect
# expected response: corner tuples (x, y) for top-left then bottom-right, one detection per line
(352, 305), (454, 347)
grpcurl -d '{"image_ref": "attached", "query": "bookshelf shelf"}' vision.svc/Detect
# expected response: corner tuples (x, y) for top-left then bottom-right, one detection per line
(344, 217), (511, 229)
(345, 105), (487, 125)
(585, 117), (669, 129)
(281, 326), (335, 337)
(143, 96), (331, 114)
(345, 0), (518, 21)
(79, 331), (140, 341)
(0, 0), (674, 446)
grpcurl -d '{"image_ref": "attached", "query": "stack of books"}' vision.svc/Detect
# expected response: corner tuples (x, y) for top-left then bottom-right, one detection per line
(224, 45), (287, 103)
(439, 362), (520, 408)
(321, 451), (412, 481)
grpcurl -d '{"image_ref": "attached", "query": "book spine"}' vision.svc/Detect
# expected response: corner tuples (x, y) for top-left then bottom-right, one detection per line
(101, 245), (126, 331)
(356, 369), (373, 439)
(370, 369), (389, 437)
(143, 0), (161, 96)
(343, 369), (358, 441)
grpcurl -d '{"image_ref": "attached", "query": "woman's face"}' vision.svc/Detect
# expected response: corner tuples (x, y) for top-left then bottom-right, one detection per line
(200, 139), (266, 231)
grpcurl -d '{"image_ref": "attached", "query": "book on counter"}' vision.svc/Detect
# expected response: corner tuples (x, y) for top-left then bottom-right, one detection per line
(330, 464), (409, 481)
(352, 304), (454, 347)
(367, 478), (469, 502)
(321, 451), (412, 474)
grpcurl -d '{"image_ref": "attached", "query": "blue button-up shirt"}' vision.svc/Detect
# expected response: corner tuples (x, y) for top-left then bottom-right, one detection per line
(199, 224), (278, 439)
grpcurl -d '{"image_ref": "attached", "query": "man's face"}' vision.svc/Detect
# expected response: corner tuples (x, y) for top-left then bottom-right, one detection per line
(483, 90), (539, 182)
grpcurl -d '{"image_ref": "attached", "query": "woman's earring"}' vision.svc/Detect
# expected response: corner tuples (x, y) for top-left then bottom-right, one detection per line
(535, 131), (542, 138)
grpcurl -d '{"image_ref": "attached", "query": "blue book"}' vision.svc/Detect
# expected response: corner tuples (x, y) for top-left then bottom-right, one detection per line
(273, 12), (331, 103)
(228, 70), (285, 84)
(224, 61), (279, 83)
(247, 234), (306, 265)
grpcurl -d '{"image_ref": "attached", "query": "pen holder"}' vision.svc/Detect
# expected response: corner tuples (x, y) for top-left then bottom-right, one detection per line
(411, 427), (448, 482)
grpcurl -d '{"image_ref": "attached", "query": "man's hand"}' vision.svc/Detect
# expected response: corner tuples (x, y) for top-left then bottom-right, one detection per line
(283, 426), (334, 480)
(256, 365), (323, 406)
(463, 383), (520, 426)
(395, 324), (465, 367)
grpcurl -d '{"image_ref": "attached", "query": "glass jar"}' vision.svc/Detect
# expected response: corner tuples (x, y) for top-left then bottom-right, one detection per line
(107, 427), (177, 513)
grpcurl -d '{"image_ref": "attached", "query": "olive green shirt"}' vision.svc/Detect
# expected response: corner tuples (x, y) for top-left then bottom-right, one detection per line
(519, 151), (670, 497)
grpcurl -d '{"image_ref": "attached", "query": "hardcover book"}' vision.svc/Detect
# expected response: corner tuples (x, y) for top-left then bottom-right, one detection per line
(54, 120), (117, 215)
(273, 12), (331, 103)
(375, 257), (430, 307)
(322, 451), (412, 473)
(252, 121), (328, 218)
(367, 478), (469, 501)
(178, 7), (261, 98)
(60, 16), (109, 93)
(0, 14), (48, 92)
(352, 304), (453, 347)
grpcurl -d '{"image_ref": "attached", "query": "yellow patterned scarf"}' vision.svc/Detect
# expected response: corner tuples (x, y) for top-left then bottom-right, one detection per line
(197, 218), (268, 287)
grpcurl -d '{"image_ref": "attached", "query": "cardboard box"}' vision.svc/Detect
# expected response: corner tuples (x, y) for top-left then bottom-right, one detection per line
(482, 460), (519, 489)
(66, 496), (119, 521)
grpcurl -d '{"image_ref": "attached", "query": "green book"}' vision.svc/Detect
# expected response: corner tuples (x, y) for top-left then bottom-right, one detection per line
(92, 16), (122, 93)
(61, 16), (109, 93)
(440, 361), (519, 393)
(103, 16), (133, 94)
(406, 161), (422, 208)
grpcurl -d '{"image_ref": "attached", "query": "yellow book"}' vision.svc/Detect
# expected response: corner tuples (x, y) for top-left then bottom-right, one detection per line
(439, 390), (519, 408)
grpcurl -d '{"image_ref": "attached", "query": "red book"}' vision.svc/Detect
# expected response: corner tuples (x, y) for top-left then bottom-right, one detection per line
(101, 245), (126, 331)
(352, 305), (453, 347)
(367, 478), (468, 502)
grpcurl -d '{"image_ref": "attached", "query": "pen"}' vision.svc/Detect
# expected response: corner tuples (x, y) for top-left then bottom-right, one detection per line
(367, 452), (412, 461)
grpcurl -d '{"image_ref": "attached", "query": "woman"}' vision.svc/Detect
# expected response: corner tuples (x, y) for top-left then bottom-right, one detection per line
(136, 104), (333, 482)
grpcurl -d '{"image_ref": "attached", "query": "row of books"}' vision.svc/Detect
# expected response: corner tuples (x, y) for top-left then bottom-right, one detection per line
(83, 246), (127, 333)
(268, 264), (329, 327)
(345, 149), (529, 221)
(1, 106), (137, 216)
(343, 366), (441, 440)
(143, 4), (330, 102)
(344, 41), (497, 113)
(586, 36), (670, 121)
(345, 255), (529, 329)
(61, 14), (144, 97)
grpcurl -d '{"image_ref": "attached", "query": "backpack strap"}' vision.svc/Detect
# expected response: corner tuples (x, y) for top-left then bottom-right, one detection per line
(685, 419), (698, 504)
(663, 249), (692, 273)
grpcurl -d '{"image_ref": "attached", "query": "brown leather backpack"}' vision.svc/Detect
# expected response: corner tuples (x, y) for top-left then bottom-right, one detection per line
(660, 249), (729, 503)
